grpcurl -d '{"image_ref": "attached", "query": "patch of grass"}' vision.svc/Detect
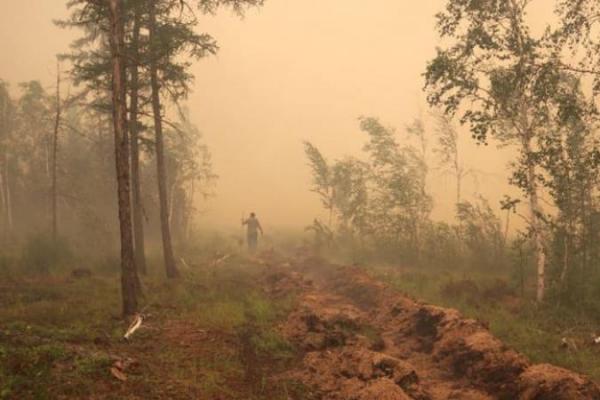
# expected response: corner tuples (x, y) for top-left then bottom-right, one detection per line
(0, 255), (302, 399)
(73, 353), (113, 377)
(202, 301), (247, 330)
(250, 329), (295, 363)
(0, 342), (67, 399)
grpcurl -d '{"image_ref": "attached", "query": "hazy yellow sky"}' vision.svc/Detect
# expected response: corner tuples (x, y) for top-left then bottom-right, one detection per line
(0, 1), (556, 230)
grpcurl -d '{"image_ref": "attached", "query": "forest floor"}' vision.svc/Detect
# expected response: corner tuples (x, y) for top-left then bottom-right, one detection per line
(2, 249), (600, 399)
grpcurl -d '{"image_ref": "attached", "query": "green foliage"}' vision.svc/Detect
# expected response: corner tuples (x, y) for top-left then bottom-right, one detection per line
(456, 197), (505, 269)
(305, 218), (334, 254)
(303, 141), (333, 214)
(197, 0), (265, 15)
(557, 0), (600, 92)
(305, 117), (437, 264)
(165, 108), (217, 241)
(425, 0), (600, 305)
(20, 234), (73, 274)
(304, 141), (369, 234)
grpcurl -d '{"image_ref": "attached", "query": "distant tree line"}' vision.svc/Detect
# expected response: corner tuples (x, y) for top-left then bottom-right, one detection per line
(306, 0), (600, 314)
(305, 115), (505, 273)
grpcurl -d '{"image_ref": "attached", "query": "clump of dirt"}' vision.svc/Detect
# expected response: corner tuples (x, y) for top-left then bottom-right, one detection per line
(282, 292), (366, 352)
(288, 346), (420, 400)
(332, 268), (387, 310)
(355, 378), (413, 400)
(261, 267), (312, 299)
(434, 329), (528, 397)
(414, 307), (442, 338)
(401, 304), (528, 397)
(518, 364), (600, 399)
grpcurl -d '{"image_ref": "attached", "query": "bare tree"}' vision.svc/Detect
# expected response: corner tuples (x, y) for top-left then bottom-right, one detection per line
(433, 113), (469, 206)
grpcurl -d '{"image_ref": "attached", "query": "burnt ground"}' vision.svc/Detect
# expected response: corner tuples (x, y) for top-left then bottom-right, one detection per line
(262, 253), (600, 400)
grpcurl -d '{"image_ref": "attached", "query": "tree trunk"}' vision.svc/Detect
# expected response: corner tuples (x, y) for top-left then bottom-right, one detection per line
(0, 166), (5, 237)
(129, 3), (147, 275)
(523, 138), (546, 302)
(560, 233), (570, 284)
(0, 95), (9, 237)
(328, 187), (334, 230)
(559, 140), (573, 286)
(168, 176), (175, 230)
(456, 175), (461, 206)
(455, 156), (462, 207)
(51, 59), (61, 240)
(4, 151), (12, 233)
(108, 0), (138, 316)
(184, 177), (195, 241)
(149, 0), (179, 279)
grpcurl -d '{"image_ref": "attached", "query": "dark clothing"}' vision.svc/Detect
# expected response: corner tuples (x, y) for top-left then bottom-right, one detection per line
(242, 216), (263, 253)
(247, 232), (258, 252)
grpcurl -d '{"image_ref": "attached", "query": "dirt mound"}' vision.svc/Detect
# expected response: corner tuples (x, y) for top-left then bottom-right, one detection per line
(355, 378), (413, 400)
(273, 260), (600, 400)
(518, 364), (600, 399)
(282, 292), (366, 351)
(407, 305), (529, 396)
(287, 340), (421, 399)
(261, 269), (311, 298)
(330, 267), (387, 310)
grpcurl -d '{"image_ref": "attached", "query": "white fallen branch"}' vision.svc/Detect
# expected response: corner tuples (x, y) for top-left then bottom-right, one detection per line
(180, 257), (191, 270)
(561, 337), (578, 352)
(110, 366), (128, 381)
(109, 356), (137, 381)
(212, 254), (231, 267)
(123, 314), (144, 341)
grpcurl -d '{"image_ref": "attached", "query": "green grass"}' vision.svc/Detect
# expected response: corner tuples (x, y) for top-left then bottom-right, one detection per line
(0, 254), (303, 400)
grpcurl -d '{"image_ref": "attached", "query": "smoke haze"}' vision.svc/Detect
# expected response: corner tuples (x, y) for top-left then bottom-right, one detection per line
(0, 0), (556, 231)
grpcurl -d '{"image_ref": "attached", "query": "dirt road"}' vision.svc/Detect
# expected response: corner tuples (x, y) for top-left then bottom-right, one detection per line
(262, 254), (600, 400)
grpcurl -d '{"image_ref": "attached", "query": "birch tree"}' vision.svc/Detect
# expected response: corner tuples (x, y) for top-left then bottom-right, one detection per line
(434, 113), (469, 206)
(425, 0), (565, 301)
(0, 81), (14, 237)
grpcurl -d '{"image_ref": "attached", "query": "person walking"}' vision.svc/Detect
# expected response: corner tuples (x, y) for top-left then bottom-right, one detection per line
(242, 212), (263, 253)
